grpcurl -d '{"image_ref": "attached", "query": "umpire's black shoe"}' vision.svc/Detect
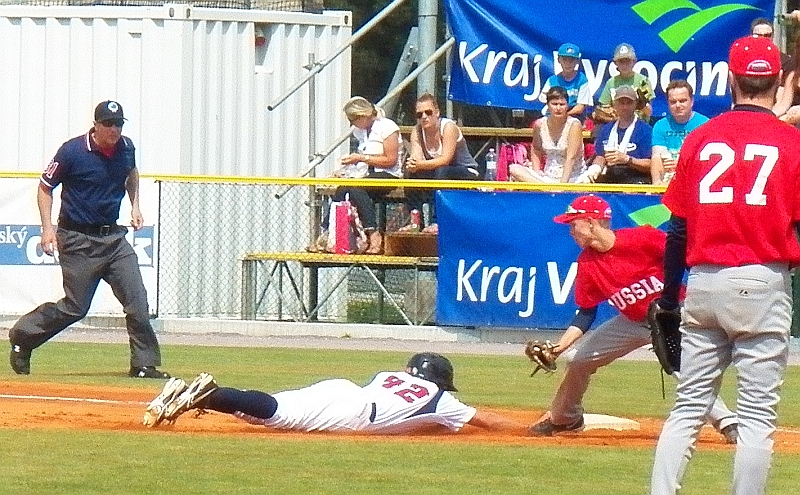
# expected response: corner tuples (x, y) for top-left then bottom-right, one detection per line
(528, 416), (584, 436)
(129, 366), (171, 379)
(10, 345), (31, 375)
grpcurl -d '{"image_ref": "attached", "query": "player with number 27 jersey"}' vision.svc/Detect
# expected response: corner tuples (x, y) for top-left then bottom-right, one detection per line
(651, 36), (800, 495)
(662, 109), (800, 266)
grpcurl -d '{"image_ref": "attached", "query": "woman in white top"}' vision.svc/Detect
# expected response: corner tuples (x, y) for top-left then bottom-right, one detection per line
(404, 93), (479, 232)
(509, 86), (585, 183)
(318, 97), (402, 254)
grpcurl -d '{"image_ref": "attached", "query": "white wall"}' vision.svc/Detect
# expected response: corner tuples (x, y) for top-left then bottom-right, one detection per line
(0, 4), (352, 177)
(0, 4), (354, 317)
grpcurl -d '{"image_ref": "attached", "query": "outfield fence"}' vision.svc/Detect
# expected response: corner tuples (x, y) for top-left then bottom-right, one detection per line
(155, 176), (657, 324)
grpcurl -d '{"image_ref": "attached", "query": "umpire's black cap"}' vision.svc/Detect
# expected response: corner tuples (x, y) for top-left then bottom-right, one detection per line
(94, 100), (127, 123)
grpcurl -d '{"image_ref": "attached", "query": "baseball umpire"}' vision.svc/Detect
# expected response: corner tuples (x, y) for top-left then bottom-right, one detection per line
(526, 195), (737, 442)
(143, 352), (523, 434)
(8, 101), (169, 379)
(650, 36), (800, 495)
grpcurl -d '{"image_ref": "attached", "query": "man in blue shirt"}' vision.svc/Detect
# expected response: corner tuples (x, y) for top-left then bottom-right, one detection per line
(539, 42), (593, 121)
(9, 101), (169, 379)
(582, 86), (653, 184)
(650, 79), (708, 185)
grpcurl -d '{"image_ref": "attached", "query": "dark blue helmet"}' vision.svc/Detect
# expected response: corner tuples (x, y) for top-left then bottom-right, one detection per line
(406, 352), (457, 391)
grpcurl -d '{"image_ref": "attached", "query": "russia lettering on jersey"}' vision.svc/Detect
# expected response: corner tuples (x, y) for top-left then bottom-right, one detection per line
(575, 226), (675, 322)
(663, 109), (800, 267)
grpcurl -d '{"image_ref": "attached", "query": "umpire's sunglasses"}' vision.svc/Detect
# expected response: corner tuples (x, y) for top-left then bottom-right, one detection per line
(100, 119), (125, 128)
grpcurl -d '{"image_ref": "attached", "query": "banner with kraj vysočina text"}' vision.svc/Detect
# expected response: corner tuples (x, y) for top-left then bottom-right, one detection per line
(443, 0), (775, 118)
(435, 191), (668, 329)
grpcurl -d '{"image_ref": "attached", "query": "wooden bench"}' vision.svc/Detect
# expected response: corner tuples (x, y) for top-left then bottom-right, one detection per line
(241, 251), (438, 325)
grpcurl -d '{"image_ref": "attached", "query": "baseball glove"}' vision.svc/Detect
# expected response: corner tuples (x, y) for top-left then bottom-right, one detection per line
(524, 340), (559, 376)
(647, 300), (682, 375)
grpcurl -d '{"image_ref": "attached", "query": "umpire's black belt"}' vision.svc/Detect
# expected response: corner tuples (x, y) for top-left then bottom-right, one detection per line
(59, 219), (121, 236)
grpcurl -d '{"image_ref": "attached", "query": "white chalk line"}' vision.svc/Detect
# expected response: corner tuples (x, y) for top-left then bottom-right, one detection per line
(0, 393), (147, 406)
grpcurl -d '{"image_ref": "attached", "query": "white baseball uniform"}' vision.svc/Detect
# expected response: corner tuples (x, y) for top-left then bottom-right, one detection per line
(234, 371), (476, 434)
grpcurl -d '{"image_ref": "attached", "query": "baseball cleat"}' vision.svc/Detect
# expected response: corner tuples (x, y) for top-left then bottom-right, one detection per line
(527, 416), (585, 437)
(130, 366), (171, 379)
(163, 372), (218, 422)
(721, 423), (738, 444)
(143, 377), (188, 427)
(10, 345), (31, 375)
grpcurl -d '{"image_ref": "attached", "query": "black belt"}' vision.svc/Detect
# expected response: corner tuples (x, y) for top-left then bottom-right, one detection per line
(59, 219), (121, 236)
(369, 402), (377, 422)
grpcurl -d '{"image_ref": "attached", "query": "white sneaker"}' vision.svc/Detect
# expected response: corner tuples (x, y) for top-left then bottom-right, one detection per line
(163, 372), (218, 422)
(143, 377), (188, 428)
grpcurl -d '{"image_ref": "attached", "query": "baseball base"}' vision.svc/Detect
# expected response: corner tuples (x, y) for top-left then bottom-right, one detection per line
(582, 413), (640, 431)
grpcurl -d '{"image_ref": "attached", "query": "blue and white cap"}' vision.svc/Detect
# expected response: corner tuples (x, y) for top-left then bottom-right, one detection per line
(558, 43), (581, 58)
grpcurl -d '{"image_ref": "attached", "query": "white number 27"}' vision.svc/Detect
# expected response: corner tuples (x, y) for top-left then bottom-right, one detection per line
(698, 143), (779, 205)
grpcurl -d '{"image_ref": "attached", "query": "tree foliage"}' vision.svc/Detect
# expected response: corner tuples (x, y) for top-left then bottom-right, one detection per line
(325, 0), (416, 104)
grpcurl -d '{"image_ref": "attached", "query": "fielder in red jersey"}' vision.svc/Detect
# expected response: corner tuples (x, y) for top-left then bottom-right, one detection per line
(528, 195), (736, 439)
(651, 36), (800, 495)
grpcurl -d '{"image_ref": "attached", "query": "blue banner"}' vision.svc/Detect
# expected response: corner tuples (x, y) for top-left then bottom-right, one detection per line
(443, 0), (775, 118)
(436, 191), (667, 328)
(0, 225), (155, 266)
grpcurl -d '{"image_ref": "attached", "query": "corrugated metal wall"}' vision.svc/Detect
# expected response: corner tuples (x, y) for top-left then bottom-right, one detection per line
(0, 4), (354, 319)
(0, 4), (351, 177)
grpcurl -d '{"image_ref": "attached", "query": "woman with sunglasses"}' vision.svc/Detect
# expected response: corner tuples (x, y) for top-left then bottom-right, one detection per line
(404, 93), (479, 233)
(311, 97), (402, 254)
(509, 86), (585, 183)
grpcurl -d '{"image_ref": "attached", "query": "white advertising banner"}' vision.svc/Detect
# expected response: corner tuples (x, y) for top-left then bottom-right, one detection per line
(0, 178), (159, 316)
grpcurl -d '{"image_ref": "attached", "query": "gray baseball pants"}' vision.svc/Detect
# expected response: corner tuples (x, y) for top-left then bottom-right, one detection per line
(9, 227), (162, 368)
(549, 314), (737, 431)
(650, 263), (791, 495)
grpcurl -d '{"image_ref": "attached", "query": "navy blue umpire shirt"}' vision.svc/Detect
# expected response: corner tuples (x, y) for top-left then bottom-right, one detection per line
(41, 130), (136, 226)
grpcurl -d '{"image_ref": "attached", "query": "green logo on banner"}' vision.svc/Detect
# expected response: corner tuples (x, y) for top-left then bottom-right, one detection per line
(632, 0), (759, 52)
(628, 204), (672, 227)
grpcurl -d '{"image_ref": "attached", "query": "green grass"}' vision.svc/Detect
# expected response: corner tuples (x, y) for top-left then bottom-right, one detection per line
(2, 342), (800, 494)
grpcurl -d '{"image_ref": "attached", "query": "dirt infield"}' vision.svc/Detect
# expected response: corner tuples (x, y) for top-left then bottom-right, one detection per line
(3, 381), (800, 451)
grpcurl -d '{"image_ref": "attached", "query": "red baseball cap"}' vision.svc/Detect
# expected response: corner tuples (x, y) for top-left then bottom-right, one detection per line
(729, 35), (781, 77)
(553, 195), (612, 224)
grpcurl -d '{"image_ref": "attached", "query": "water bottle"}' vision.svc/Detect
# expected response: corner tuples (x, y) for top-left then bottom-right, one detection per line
(485, 148), (497, 181)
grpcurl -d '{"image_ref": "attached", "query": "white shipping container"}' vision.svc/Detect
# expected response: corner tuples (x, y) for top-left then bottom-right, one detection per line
(0, 3), (352, 177)
(0, 4), (354, 319)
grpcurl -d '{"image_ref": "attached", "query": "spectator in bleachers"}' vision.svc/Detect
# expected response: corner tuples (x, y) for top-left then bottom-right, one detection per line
(750, 13), (797, 121)
(312, 97), (402, 254)
(592, 43), (655, 125)
(774, 31), (800, 126)
(538, 43), (593, 121)
(404, 93), (480, 234)
(650, 80), (707, 185)
(510, 86), (585, 183)
(581, 85), (652, 184)
(751, 17), (793, 68)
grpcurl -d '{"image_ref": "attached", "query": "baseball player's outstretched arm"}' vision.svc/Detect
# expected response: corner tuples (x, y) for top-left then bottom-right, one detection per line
(467, 410), (528, 435)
